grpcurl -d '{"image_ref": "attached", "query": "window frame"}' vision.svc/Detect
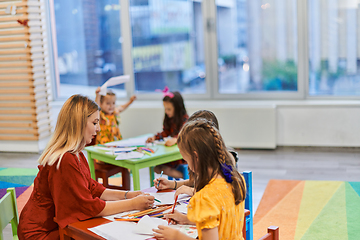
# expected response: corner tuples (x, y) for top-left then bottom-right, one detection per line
(48, 0), (360, 101)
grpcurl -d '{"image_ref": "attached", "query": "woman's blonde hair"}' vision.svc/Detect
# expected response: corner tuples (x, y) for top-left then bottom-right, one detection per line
(38, 94), (100, 168)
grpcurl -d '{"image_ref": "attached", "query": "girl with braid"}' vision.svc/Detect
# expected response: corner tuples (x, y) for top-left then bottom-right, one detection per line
(153, 118), (247, 240)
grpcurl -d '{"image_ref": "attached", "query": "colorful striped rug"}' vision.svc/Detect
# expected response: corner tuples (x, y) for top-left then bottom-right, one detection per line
(254, 179), (360, 240)
(0, 167), (38, 214)
(0, 167), (124, 214)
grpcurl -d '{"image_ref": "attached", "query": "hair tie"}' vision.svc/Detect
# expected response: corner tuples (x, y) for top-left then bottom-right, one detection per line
(220, 163), (233, 183)
(156, 86), (174, 98)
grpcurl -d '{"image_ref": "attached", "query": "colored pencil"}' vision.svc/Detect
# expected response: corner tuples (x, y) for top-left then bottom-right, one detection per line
(114, 218), (140, 222)
(128, 205), (172, 218)
(168, 195), (178, 225)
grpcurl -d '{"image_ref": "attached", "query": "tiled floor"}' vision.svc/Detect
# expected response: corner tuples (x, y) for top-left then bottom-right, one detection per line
(1, 147), (360, 239)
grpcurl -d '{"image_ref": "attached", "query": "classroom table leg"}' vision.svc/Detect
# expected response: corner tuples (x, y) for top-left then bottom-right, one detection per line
(87, 152), (96, 180)
(132, 167), (141, 191)
(149, 167), (155, 187)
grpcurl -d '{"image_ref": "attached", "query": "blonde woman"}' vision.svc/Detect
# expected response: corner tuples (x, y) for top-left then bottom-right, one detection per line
(18, 95), (154, 240)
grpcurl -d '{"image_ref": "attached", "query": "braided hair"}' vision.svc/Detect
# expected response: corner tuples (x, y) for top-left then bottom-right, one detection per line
(177, 119), (246, 205)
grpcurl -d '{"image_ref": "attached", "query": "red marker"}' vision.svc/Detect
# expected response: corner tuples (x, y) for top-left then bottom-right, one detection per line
(168, 195), (178, 225)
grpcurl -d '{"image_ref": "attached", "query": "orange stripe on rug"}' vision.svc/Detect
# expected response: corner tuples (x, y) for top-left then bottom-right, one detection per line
(254, 181), (305, 240)
(17, 185), (33, 214)
(254, 179), (302, 225)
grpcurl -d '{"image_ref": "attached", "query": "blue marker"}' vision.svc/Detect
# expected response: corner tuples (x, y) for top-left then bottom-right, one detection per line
(157, 170), (164, 187)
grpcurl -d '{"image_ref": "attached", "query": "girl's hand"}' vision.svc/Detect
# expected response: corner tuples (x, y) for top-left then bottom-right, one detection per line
(126, 191), (142, 199)
(131, 194), (154, 210)
(146, 136), (155, 143)
(153, 225), (185, 240)
(95, 87), (101, 94)
(174, 186), (194, 199)
(153, 177), (172, 190)
(165, 138), (177, 146)
(130, 95), (137, 102)
(164, 210), (191, 225)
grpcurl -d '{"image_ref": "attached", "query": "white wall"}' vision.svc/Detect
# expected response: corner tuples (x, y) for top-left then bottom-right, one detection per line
(2, 100), (360, 152)
(120, 100), (360, 149)
(277, 104), (360, 146)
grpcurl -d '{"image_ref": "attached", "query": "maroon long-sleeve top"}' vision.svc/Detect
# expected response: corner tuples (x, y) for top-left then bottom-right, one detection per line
(18, 152), (106, 240)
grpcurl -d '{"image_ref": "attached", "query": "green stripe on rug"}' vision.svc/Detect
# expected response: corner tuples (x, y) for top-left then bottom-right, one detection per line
(300, 183), (347, 240)
(346, 182), (360, 240)
(0, 168), (38, 176)
(0, 176), (36, 186)
(349, 182), (360, 198)
(294, 181), (342, 240)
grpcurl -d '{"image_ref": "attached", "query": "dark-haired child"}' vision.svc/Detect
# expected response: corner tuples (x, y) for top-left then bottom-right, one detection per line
(146, 90), (188, 179)
(153, 109), (239, 197)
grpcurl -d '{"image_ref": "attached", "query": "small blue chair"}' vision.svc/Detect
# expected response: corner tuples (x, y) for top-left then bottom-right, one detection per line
(0, 188), (19, 240)
(243, 171), (253, 240)
(168, 164), (189, 180)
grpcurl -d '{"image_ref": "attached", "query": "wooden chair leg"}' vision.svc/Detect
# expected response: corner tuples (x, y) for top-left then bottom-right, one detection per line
(121, 168), (130, 190)
(243, 209), (250, 240)
(268, 226), (279, 240)
(102, 174), (109, 188)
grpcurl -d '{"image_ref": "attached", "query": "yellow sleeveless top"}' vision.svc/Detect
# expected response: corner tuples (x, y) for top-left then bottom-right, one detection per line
(187, 178), (245, 240)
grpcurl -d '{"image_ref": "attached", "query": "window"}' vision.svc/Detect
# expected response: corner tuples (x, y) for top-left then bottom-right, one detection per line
(50, 0), (360, 100)
(216, 0), (298, 94)
(129, 0), (206, 94)
(54, 0), (125, 99)
(308, 0), (360, 96)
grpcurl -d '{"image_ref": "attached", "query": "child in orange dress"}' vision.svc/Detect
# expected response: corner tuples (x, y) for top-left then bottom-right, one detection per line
(153, 118), (247, 240)
(95, 87), (136, 144)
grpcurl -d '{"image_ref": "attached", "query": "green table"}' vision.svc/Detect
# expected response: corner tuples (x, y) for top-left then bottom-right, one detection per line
(84, 137), (182, 190)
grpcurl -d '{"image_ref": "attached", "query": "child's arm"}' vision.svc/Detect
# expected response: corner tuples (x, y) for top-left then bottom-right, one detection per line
(153, 225), (194, 240)
(165, 137), (177, 146)
(116, 95), (136, 113)
(95, 87), (101, 105)
(153, 226), (219, 240)
(201, 228), (219, 240)
(174, 185), (194, 198)
(153, 178), (193, 191)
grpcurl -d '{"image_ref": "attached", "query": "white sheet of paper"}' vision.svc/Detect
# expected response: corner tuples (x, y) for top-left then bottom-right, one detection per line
(105, 136), (148, 147)
(115, 151), (144, 160)
(99, 75), (130, 96)
(150, 192), (190, 205)
(175, 202), (189, 214)
(88, 221), (147, 240)
(134, 215), (168, 235)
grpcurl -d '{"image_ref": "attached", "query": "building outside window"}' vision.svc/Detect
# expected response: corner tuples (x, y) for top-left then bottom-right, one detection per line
(54, 0), (125, 99)
(308, 0), (360, 96)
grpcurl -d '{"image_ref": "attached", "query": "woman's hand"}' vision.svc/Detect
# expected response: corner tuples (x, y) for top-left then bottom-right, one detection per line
(153, 225), (186, 240)
(174, 185), (194, 198)
(165, 138), (177, 146)
(126, 191), (142, 199)
(131, 194), (154, 210)
(164, 210), (192, 225)
(146, 136), (155, 143)
(153, 177), (173, 190)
